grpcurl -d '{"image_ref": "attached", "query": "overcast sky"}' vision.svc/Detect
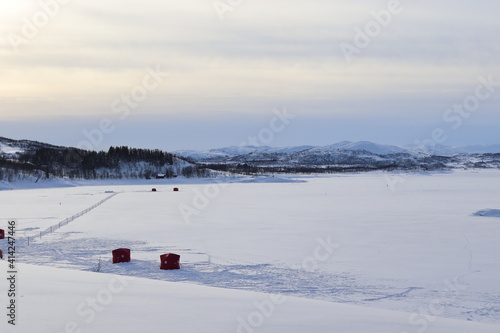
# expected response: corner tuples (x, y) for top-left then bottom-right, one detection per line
(0, 0), (499, 151)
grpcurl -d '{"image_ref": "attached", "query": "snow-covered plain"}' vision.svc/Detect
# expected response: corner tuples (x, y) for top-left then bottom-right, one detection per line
(1, 170), (500, 332)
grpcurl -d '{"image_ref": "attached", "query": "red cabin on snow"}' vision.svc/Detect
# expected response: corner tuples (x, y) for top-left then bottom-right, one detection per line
(112, 248), (131, 264)
(0, 229), (4, 239)
(160, 253), (180, 270)
(173, 188), (179, 192)
(152, 188), (157, 192)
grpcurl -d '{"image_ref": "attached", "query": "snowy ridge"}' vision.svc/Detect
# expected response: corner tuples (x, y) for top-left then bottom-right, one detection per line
(0, 142), (24, 155)
(176, 145), (316, 162)
(307, 141), (409, 155)
(175, 141), (500, 172)
(178, 141), (500, 162)
(0, 136), (65, 156)
(176, 141), (411, 161)
(176, 141), (423, 169)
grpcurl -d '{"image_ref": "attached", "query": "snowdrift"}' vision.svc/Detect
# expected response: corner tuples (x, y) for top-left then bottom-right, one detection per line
(473, 209), (500, 218)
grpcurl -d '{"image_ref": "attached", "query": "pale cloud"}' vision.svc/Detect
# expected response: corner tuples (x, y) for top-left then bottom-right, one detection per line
(0, 0), (498, 146)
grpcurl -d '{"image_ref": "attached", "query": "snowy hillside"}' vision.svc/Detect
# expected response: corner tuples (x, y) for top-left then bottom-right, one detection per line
(308, 141), (410, 155)
(0, 136), (65, 157)
(0, 142), (23, 156)
(176, 141), (500, 173)
(176, 145), (316, 162)
(0, 137), (214, 183)
(176, 141), (411, 162)
(177, 141), (435, 172)
(178, 141), (500, 163)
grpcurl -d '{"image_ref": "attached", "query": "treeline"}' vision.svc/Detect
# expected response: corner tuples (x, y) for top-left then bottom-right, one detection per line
(19, 146), (175, 169)
(1, 146), (213, 182)
(200, 159), (451, 175)
(0, 158), (45, 182)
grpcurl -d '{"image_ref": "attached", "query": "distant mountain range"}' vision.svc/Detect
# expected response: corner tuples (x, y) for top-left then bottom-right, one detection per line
(175, 141), (500, 174)
(1, 137), (500, 183)
(176, 141), (500, 162)
(176, 141), (411, 161)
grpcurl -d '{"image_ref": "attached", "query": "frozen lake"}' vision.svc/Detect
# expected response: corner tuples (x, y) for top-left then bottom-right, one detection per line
(1, 170), (499, 332)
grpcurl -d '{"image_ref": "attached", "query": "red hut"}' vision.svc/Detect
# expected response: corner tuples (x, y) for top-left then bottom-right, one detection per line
(152, 188), (157, 192)
(112, 248), (131, 264)
(0, 229), (4, 239)
(173, 188), (179, 192)
(160, 253), (180, 270)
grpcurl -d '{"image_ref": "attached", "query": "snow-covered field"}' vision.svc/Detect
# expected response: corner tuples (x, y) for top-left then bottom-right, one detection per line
(1, 170), (500, 332)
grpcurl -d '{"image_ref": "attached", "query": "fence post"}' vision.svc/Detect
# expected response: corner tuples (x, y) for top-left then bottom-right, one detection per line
(31, 192), (118, 245)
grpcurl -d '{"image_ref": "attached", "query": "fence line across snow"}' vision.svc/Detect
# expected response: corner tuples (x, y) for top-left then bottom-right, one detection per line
(31, 192), (119, 243)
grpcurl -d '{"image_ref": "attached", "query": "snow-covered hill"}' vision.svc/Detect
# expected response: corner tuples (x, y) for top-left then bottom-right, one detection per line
(176, 141), (412, 162)
(176, 141), (500, 172)
(179, 141), (500, 163)
(176, 141), (425, 170)
(0, 137), (214, 183)
(0, 136), (65, 157)
(309, 141), (410, 155)
(176, 145), (316, 162)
